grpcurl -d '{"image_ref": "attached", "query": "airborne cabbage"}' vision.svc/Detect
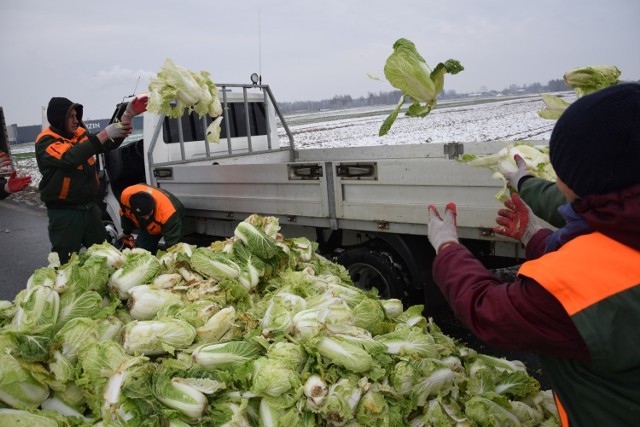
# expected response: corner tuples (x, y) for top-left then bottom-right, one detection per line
(538, 64), (621, 119)
(379, 38), (463, 136)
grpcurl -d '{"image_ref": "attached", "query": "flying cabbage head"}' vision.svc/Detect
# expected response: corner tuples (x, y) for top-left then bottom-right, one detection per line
(563, 65), (621, 97)
(380, 38), (464, 136)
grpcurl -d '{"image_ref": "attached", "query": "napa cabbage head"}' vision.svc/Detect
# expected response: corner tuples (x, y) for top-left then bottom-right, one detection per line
(0, 409), (59, 427)
(375, 326), (439, 358)
(0, 351), (50, 408)
(11, 284), (59, 333)
(127, 285), (184, 320)
(57, 290), (104, 326)
(153, 373), (209, 422)
(196, 306), (237, 343)
(49, 317), (99, 382)
(538, 64), (621, 120)
(314, 336), (374, 373)
(86, 242), (127, 268)
(192, 340), (263, 369)
(190, 248), (242, 281)
(122, 318), (196, 356)
(266, 341), (307, 372)
(250, 357), (301, 397)
(108, 252), (162, 300)
(26, 267), (56, 289)
(147, 58), (224, 134)
(379, 38), (463, 136)
(460, 142), (554, 201)
(464, 394), (521, 426)
(564, 65), (621, 97)
(234, 221), (282, 261)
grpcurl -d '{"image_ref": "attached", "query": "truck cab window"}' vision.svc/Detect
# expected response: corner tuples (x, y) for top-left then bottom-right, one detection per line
(163, 102), (267, 143)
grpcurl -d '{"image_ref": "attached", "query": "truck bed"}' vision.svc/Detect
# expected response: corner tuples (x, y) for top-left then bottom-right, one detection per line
(155, 140), (532, 241)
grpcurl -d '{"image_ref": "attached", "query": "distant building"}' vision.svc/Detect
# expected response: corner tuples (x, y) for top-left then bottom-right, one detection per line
(9, 116), (142, 145)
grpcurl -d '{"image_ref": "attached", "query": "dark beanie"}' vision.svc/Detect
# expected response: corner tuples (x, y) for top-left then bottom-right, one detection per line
(46, 97), (84, 136)
(549, 82), (640, 197)
(129, 191), (155, 216)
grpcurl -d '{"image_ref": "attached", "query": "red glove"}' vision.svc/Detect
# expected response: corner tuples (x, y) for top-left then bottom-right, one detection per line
(118, 233), (136, 248)
(5, 170), (32, 193)
(121, 94), (149, 124)
(493, 193), (541, 245)
(0, 150), (9, 164)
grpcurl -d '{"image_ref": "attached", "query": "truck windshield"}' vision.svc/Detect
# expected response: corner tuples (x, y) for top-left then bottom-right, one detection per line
(163, 102), (267, 143)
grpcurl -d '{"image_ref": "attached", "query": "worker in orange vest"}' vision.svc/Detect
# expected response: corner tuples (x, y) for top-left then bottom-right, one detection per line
(35, 96), (139, 263)
(426, 83), (640, 426)
(118, 184), (184, 252)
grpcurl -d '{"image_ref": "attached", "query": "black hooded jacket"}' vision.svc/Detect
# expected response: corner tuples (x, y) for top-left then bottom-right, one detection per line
(35, 97), (106, 207)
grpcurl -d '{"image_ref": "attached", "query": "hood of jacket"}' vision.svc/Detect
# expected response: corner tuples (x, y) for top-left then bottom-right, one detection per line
(46, 97), (84, 138)
(574, 183), (640, 251)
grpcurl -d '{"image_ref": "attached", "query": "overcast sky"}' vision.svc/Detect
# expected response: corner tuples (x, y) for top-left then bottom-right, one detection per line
(2, 0), (639, 126)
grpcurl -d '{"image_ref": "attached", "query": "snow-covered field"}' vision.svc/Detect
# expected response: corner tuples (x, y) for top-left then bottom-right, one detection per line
(7, 92), (568, 207)
(279, 93), (565, 149)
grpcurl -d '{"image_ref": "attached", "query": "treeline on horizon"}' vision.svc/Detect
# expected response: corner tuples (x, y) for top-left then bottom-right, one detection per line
(278, 78), (572, 114)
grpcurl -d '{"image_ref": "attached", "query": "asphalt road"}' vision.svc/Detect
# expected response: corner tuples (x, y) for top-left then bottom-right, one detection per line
(0, 198), (51, 301)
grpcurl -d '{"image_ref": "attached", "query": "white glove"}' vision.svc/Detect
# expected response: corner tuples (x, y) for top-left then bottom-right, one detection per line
(102, 122), (132, 139)
(427, 203), (459, 254)
(503, 154), (532, 191)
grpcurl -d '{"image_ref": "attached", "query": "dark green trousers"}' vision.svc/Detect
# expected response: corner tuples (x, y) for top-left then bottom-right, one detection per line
(47, 203), (107, 264)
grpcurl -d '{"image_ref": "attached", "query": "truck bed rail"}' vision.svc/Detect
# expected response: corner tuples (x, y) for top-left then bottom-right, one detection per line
(146, 83), (295, 177)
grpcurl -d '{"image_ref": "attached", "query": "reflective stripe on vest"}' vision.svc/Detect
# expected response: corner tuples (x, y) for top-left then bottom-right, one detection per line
(519, 232), (640, 316)
(519, 232), (640, 427)
(36, 127), (95, 167)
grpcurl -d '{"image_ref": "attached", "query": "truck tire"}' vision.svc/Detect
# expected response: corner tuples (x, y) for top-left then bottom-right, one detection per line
(335, 243), (408, 301)
(103, 219), (124, 250)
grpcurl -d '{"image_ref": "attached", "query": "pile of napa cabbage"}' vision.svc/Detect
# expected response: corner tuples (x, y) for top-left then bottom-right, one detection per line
(0, 214), (559, 426)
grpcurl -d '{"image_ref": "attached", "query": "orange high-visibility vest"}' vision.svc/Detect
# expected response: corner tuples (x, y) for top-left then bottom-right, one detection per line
(519, 232), (640, 426)
(120, 184), (177, 235)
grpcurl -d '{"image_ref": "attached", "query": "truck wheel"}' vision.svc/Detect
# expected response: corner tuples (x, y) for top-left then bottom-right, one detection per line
(103, 220), (124, 250)
(335, 244), (408, 301)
